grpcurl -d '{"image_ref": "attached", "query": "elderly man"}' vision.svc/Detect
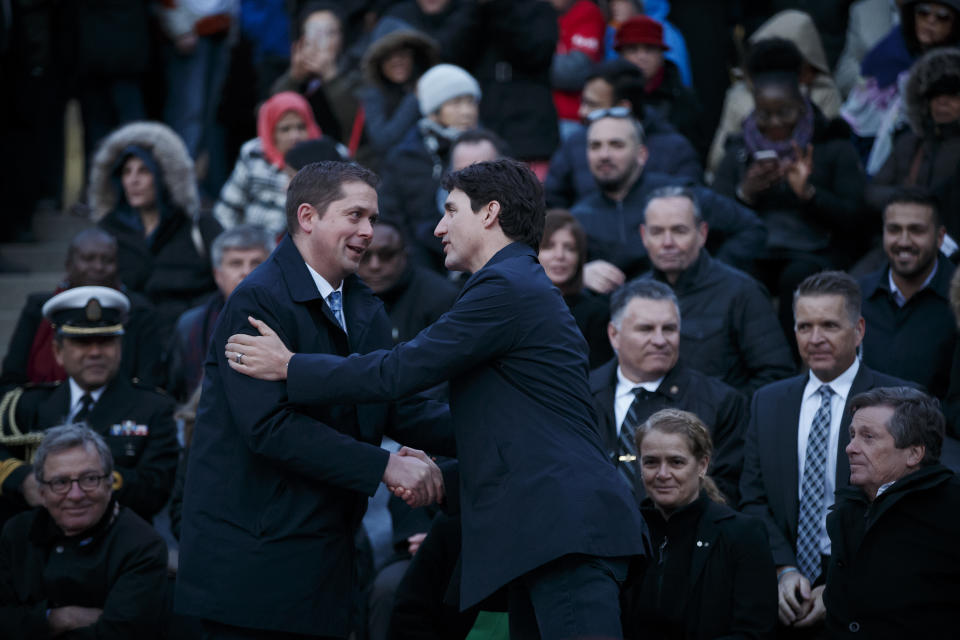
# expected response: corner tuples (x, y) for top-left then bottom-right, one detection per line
(739, 271), (909, 636)
(591, 278), (748, 503)
(0, 286), (179, 526)
(823, 387), (960, 638)
(165, 224), (275, 401)
(571, 111), (764, 293)
(639, 186), (795, 395)
(0, 424), (167, 640)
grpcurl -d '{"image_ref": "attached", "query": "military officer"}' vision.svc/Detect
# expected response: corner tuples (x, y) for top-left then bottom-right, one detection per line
(0, 286), (178, 524)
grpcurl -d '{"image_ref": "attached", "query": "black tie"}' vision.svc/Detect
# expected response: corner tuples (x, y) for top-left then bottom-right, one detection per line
(74, 394), (95, 424)
(617, 388), (652, 489)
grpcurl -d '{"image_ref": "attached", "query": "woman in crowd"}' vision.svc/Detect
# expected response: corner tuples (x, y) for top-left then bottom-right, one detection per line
(713, 39), (865, 343)
(214, 91), (321, 237)
(359, 17), (439, 158)
(539, 210), (613, 369)
(90, 121), (221, 339)
(622, 408), (777, 640)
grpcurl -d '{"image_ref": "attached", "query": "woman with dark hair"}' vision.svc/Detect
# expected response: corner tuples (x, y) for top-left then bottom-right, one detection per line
(539, 210), (613, 368)
(622, 408), (777, 640)
(713, 40), (866, 342)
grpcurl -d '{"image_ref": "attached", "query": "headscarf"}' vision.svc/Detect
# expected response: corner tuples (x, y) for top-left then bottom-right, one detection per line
(742, 95), (815, 161)
(257, 92), (322, 169)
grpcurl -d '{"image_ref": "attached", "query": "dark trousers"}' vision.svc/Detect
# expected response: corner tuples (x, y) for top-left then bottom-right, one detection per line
(200, 619), (342, 640)
(507, 554), (630, 640)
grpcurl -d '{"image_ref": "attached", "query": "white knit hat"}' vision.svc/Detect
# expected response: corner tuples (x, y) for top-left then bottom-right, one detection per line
(417, 64), (481, 116)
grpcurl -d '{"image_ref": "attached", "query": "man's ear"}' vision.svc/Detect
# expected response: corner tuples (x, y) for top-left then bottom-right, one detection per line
(297, 203), (318, 234)
(52, 339), (64, 368)
(482, 201), (501, 229)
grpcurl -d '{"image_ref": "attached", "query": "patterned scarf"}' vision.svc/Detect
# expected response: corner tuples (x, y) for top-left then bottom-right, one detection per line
(743, 97), (815, 161)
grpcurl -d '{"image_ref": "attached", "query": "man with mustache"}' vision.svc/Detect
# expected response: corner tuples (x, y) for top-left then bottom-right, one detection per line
(571, 111), (765, 294)
(740, 271), (910, 636)
(858, 188), (956, 401)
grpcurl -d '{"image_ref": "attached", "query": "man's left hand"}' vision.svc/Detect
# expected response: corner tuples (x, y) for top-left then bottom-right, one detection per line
(226, 317), (293, 380)
(794, 585), (825, 628)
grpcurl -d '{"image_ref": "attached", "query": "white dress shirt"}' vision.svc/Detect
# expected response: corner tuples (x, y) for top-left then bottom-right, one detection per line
(614, 366), (664, 435)
(68, 378), (106, 423)
(796, 358), (860, 556)
(888, 261), (937, 308)
(306, 264), (346, 333)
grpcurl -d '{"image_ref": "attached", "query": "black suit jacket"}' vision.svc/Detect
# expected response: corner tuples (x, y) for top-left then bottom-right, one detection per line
(175, 235), (453, 636)
(738, 364), (911, 567)
(590, 360), (748, 503)
(0, 376), (178, 522)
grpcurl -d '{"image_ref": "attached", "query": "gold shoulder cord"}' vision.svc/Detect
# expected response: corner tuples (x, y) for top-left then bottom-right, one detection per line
(0, 388), (44, 490)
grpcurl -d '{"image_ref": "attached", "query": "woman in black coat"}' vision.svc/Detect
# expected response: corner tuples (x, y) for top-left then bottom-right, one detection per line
(622, 408), (777, 640)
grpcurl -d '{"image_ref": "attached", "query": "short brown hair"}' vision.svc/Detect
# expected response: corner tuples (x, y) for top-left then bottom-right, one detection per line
(849, 387), (945, 466)
(285, 161), (379, 235)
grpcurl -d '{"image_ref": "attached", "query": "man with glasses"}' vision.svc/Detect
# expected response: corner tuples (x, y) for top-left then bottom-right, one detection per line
(0, 424), (168, 639)
(571, 111), (766, 293)
(0, 287), (179, 527)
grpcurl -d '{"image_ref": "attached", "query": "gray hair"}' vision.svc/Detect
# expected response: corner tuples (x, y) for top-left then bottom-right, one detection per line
(610, 278), (680, 329)
(34, 424), (114, 483)
(210, 224), (276, 269)
(643, 186), (703, 224)
(849, 387), (945, 466)
(793, 270), (862, 327)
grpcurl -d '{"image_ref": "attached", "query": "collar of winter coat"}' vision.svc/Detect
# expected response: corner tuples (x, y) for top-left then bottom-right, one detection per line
(834, 463), (955, 514)
(29, 498), (121, 548)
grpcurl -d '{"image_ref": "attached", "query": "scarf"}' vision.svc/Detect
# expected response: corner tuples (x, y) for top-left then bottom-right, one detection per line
(742, 96), (815, 161)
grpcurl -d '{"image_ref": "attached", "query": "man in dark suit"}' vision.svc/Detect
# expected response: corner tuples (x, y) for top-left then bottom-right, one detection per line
(591, 278), (748, 503)
(228, 159), (648, 640)
(0, 286), (178, 526)
(739, 271), (909, 635)
(175, 162), (454, 640)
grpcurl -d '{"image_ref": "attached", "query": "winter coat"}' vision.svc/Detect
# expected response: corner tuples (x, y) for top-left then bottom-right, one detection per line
(89, 122), (221, 337)
(551, 0), (606, 121)
(867, 48), (960, 240)
(645, 60), (710, 159)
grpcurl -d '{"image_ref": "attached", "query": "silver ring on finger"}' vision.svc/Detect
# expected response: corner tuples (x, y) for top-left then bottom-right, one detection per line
(237, 353), (244, 364)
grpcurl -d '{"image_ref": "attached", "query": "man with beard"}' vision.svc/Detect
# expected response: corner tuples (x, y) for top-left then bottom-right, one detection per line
(570, 112), (765, 294)
(859, 189), (956, 400)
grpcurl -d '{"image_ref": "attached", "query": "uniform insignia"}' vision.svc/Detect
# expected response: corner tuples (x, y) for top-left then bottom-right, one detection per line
(85, 298), (103, 322)
(112, 420), (149, 436)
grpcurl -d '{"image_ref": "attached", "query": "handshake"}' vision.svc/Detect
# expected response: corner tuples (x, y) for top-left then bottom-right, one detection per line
(382, 446), (445, 508)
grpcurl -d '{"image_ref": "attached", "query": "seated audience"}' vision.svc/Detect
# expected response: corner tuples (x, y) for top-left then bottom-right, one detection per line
(214, 91), (321, 237)
(834, 0), (899, 98)
(0, 424), (168, 640)
(613, 15), (708, 157)
(639, 186), (795, 395)
(91, 122), (222, 339)
(713, 49), (866, 342)
(1, 229), (163, 389)
(545, 59), (702, 209)
(539, 210), (613, 368)
(359, 17), (440, 157)
(357, 220), (459, 345)
(866, 47), (960, 244)
(165, 224), (275, 402)
(859, 189), (956, 400)
(823, 387), (960, 638)
(0, 287), (179, 525)
(621, 408), (776, 640)
(591, 279), (748, 502)
(571, 111), (764, 294)
(708, 14), (843, 175)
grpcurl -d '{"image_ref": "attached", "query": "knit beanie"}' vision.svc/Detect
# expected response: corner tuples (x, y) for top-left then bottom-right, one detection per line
(417, 64), (481, 116)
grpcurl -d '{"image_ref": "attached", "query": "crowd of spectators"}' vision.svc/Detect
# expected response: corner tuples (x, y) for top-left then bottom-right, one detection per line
(2, 0), (960, 638)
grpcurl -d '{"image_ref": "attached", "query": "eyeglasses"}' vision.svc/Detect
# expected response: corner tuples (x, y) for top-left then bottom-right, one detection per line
(41, 473), (109, 495)
(915, 3), (955, 22)
(585, 106), (633, 123)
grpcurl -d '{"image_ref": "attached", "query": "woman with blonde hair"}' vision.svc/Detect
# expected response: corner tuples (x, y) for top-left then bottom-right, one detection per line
(622, 408), (777, 639)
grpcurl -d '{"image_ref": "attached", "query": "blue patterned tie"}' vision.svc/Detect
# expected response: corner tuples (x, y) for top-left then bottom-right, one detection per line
(797, 384), (834, 582)
(617, 388), (646, 491)
(327, 290), (345, 331)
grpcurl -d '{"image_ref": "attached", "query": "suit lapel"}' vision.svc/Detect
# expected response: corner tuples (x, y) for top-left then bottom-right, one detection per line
(86, 378), (134, 438)
(37, 383), (71, 431)
(779, 376), (806, 540)
(685, 502), (726, 603)
(594, 362), (618, 453)
(836, 365), (873, 489)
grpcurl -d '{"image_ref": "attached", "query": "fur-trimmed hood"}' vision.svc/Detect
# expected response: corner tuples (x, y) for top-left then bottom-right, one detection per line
(361, 17), (439, 88)
(88, 121), (199, 222)
(905, 47), (960, 135)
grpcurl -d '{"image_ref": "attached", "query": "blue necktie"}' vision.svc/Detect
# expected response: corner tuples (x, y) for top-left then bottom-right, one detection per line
(797, 384), (834, 582)
(617, 388), (648, 491)
(327, 291), (345, 331)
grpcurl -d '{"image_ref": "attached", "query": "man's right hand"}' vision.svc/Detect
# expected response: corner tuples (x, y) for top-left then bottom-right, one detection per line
(583, 260), (626, 294)
(47, 606), (102, 636)
(777, 567), (813, 625)
(21, 474), (42, 507)
(383, 447), (444, 508)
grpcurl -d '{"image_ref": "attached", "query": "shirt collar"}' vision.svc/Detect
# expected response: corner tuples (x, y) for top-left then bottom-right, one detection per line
(305, 263), (343, 301)
(804, 357), (860, 402)
(887, 260), (938, 307)
(69, 378), (106, 408)
(616, 365), (664, 398)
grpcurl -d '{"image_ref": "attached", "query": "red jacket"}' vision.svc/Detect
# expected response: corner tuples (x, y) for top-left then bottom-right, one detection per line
(553, 0), (606, 121)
